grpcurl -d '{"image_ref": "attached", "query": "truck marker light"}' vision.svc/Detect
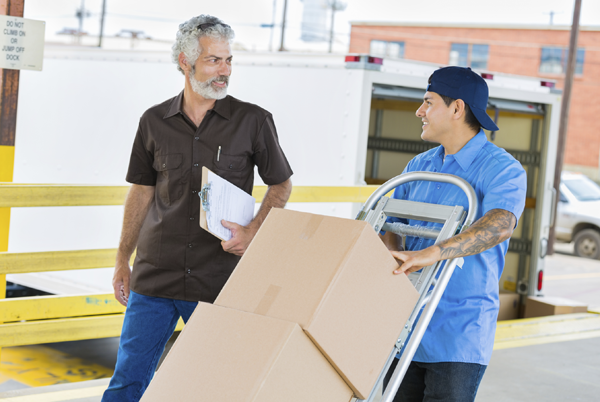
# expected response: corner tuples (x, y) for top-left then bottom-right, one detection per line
(481, 73), (494, 80)
(537, 270), (543, 291)
(541, 81), (555, 88)
(345, 55), (383, 65)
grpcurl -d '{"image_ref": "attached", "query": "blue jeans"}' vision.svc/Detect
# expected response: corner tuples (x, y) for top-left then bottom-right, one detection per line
(101, 291), (199, 402)
(383, 359), (487, 402)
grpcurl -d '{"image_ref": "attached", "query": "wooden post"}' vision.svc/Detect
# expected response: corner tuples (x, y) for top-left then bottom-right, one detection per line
(0, 1), (25, 357)
(548, 0), (582, 255)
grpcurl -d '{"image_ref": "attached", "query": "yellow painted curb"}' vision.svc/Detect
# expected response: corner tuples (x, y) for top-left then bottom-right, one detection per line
(494, 313), (600, 350)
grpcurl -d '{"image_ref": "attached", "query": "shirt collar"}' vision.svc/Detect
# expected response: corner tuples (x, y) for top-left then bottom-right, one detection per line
(163, 91), (184, 119)
(212, 96), (231, 120)
(163, 91), (231, 120)
(427, 145), (445, 170)
(452, 130), (487, 171)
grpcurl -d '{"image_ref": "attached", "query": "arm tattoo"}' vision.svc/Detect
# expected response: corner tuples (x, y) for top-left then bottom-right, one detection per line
(437, 209), (516, 260)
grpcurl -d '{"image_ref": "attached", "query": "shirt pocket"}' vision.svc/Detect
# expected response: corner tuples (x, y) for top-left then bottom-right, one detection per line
(214, 153), (247, 171)
(212, 153), (249, 187)
(154, 153), (183, 205)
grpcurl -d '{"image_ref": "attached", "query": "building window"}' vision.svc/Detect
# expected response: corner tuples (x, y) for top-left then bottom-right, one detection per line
(449, 44), (468, 67)
(370, 40), (405, 59)
(471, 45), (489, 69)
(449, 43), (489, 69)
(540, 47), (585, 75)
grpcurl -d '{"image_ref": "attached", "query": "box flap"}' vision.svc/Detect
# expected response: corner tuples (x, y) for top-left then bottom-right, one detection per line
(528, 296), (587, 307)
(255, 325), (353, 402)
(304, 224), (420, 398)
(215, 209), (366, 326)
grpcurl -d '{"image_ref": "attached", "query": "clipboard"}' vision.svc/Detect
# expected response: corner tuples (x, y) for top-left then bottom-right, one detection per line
(199, 166), (256, 241)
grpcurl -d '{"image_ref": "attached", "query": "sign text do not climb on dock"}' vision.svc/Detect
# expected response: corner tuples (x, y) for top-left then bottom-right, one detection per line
(0, 15), (45, 71)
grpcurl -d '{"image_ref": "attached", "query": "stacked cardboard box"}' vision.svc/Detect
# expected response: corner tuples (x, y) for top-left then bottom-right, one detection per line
(142, 209), (420, 401)
(498, 292), (519, 321)
(524, 296), (588, 318)
(141, 303), (353, 402)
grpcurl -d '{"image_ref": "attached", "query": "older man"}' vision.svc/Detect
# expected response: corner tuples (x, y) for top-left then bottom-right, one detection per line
(102, 15), (293, 402)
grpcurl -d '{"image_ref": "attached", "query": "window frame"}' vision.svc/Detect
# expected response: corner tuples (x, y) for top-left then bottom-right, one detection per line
(369, 39), (405, 60)
(539, 46), (585, 76)
(449, 43), (489, 70)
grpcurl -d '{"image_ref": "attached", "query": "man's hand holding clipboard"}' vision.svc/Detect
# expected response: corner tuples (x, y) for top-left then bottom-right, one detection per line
(199, 167), (256, 255)
(220, 220), (257, 256)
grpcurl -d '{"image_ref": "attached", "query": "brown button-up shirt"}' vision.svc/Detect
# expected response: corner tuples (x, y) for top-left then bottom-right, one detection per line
(126, 92), (293, 302)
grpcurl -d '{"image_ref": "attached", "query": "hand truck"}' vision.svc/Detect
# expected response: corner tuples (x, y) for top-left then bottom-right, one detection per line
(354, 171), (479, 402)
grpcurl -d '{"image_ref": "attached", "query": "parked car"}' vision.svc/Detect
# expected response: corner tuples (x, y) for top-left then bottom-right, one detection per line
(556, 172), (600, 258)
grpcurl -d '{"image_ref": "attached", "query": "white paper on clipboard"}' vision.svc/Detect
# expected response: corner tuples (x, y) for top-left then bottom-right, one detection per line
(199, 167), (255, 241)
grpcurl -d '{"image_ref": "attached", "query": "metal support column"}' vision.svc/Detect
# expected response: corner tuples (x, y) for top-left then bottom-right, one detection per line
(517, 118), (540, 296)
(370, 109), (383, 180)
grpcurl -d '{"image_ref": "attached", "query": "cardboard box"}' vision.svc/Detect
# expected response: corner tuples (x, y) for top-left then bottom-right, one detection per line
(215, 209), (420, 399)
(524, 296), (588, 318)
(498, 292), (519, 321)
(141, 303), (353, 402)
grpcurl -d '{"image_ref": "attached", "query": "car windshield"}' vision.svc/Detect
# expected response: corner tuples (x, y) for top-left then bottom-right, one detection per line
(563, 177), (600, 201)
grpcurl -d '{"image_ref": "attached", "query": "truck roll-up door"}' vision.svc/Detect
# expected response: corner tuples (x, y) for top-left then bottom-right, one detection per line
(371, 84), (545, 116)
(371, 85), (425, 102)
(488, 98), (544, 116)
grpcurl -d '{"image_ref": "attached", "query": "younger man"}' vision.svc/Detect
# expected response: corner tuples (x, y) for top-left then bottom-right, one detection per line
(382, 66), (527, 402)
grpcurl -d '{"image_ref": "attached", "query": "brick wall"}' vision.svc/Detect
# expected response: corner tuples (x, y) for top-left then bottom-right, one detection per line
(350, 25), (600, 170)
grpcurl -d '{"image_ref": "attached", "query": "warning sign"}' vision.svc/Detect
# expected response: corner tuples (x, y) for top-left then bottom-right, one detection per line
(0, 15), (45, 71)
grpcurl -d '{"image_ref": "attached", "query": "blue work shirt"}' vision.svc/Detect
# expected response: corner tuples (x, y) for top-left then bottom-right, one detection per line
(389, 130), (526, 365)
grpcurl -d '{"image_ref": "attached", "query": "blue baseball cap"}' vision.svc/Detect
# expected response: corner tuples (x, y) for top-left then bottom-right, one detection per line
(426, 66), (499, 132)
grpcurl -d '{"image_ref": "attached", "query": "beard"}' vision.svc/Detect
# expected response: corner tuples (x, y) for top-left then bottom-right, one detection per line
(189, 68), (229, 100)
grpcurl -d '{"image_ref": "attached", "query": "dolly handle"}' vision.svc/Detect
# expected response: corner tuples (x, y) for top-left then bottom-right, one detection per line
(357, 171), (478, 229)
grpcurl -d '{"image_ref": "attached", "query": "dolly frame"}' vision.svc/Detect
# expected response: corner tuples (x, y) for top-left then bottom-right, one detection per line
(355, 171), (479, 402)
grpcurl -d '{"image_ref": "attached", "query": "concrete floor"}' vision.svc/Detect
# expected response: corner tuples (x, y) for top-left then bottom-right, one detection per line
(477, 242), (600, 401)
(478, 336), (600, 401)
(374, 335), (600, 402)
(544, 242), (600, 308)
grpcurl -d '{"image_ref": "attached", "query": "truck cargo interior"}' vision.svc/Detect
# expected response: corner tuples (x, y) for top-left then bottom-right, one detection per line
(365, 84), (549, 315)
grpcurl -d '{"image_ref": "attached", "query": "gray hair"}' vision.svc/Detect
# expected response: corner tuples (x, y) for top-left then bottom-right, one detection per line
(172, 15), (235, 74)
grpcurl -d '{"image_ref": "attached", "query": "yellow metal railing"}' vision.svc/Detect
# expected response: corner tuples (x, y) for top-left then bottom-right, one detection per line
(0, 183), (379, 348)
(0, 184), (380, 207)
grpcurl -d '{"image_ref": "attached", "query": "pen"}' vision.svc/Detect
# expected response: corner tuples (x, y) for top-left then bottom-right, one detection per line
(217, 146), (221, 162)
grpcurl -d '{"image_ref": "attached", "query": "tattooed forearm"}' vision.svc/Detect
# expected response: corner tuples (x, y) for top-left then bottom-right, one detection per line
(437, 209), (516, 260)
